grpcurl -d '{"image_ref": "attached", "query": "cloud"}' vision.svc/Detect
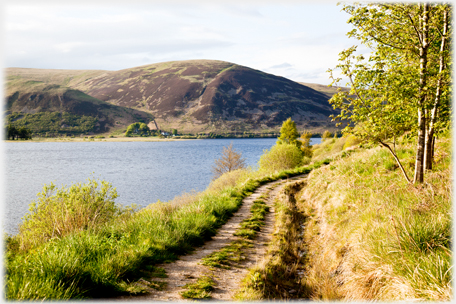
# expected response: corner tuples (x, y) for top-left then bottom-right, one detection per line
(269, 62), (293, 69)
(4, 2), (356, 84)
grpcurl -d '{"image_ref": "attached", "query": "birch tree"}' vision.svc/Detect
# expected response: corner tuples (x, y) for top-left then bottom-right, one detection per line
(328, 2), (452, 184)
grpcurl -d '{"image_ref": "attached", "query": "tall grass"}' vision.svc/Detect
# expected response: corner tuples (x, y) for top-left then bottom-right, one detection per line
(5, 157), (327, 299)
(298, 136), (452, 301)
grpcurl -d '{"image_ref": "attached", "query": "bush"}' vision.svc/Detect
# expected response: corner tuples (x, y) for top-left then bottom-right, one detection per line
(322, 130), (332, 141)
(259, 144), (303, 173)
(343, 134), (362, 150)
(17, 178), (119, 252)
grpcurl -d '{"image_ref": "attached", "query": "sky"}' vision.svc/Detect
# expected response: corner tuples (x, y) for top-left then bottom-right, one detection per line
(3, 0), (365, 85)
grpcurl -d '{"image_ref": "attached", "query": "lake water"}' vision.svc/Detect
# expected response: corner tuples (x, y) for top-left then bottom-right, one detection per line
(3, 137), (321, 235)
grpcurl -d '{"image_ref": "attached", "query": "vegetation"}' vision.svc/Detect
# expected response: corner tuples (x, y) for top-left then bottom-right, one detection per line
(321, 130), (332, 141)
(5, 124), (32, 140)
(277, 117), (301, 148)
(125, 122), (151, 137)
(328, 3), (452, 183)
(211, 143), (246, 179)
(259, 143), (304, 173)
(299, 130), (313, 159)
(180, 276), (215, 299)
(298, 134), (451, 301)
(16, 178), (120, 252)
(4, 148), (325, 300)
(235, 132), (451, 301)
(235, 181), (308, 300)
(5, 112), (98, 136)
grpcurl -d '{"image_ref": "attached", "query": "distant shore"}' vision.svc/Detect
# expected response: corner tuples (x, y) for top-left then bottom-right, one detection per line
(4, 136), (193, 143)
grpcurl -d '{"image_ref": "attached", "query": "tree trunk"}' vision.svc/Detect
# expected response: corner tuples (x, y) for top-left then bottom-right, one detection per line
(413, 3), (429, 184)
(424, 5), (448, 171)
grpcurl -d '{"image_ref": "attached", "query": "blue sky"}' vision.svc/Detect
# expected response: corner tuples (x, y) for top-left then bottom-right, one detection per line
(4, 0), (363, 85)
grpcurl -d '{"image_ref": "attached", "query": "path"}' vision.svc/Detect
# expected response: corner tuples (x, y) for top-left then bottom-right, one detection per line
(118, 174), (307, 301)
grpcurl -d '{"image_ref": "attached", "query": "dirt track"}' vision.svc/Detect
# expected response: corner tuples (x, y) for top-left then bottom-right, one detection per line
(117, 175), (307, 301)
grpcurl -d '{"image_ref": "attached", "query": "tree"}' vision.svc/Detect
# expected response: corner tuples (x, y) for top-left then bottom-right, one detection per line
(6, 124), (18, 140)
(125, 122), (150, 137)
(300, 131), (313, 158)
(328, 3), (452, 184)
(321, 130), (332, 141)
(172, 129), (178, 136)
(18, 127), (32, 140)
(211, 143), (246, 179)
(6, 124), (32, 140)
(277, 118), (301, 148)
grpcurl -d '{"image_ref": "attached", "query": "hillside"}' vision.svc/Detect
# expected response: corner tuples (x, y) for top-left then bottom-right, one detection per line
(5, 73), (154, 136)
(5, 60), (339, 136)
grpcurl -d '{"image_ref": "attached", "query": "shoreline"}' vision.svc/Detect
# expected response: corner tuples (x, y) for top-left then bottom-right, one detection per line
(4, 136), (292, 143)
(3, 136), (194, 143)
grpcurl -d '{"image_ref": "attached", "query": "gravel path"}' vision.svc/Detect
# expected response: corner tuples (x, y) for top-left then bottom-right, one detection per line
(118, 175), (307, 301)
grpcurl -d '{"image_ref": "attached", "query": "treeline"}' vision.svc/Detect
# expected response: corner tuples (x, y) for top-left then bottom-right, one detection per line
(123, 122), (339, 139)
(5, 112), (98, 137)
(5, 124), (32, 140)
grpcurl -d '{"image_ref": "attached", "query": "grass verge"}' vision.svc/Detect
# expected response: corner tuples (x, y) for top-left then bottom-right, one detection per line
(297, 136), (452, 301)
(5, 159), (329, 300)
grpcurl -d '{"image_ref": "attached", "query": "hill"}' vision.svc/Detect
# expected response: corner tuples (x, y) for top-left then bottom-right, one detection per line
(5, 60), (340, 136)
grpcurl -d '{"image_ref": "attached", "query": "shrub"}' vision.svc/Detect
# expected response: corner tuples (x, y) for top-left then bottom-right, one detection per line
(343, 134), (362, 150)
(322, 130), (332, 141)
(17, 178), (119, 252)
(207, 168), (251, 193)
(258, 144), (303, 173)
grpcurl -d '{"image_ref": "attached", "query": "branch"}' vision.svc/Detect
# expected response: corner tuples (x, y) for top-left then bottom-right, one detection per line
(379, 140), (412, 184)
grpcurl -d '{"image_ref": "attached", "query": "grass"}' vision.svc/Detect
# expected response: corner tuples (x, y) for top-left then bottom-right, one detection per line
(233, 134), (451, 302)
(234, 180), (309, 300)
(297, 135), (451, 301)
(5, 157), (328, 300)
(234, 199), (270, 239)
(200, 198), (270, 271)
(201, 239), (253, 269)
(180, 276), (215, 299)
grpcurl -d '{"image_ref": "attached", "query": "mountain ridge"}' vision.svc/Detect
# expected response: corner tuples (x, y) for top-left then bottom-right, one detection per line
(5, 60), (340, 135)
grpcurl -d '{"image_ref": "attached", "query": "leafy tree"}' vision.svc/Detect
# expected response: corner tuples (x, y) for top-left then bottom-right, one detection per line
(18, 127), (32, 140)
(300, 131), (313, 158)
(6, 124), (32, 140)
(125, 122), (150, 137)
(328, 3), (452, 184)
(172, 129), (178, 136)
(277, 118), (301, 148)
(211, 143), (246, 179)
(321, 130), (332, 141)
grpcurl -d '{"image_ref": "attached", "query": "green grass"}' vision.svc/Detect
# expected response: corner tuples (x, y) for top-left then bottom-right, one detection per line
(180, 276), (215, 299)
(201, 239), (253, 269)
(234, 199), (270, 239)
(5, 158), (328, 300)
(201, 198), (270, 270)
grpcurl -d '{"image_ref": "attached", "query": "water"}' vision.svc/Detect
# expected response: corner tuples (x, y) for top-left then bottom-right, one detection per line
(4, 137), (321, 235)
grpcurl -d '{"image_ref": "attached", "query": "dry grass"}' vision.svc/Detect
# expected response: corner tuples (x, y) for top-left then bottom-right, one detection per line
(235, 180), (310, 300)
(297, 136), (451, 301)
